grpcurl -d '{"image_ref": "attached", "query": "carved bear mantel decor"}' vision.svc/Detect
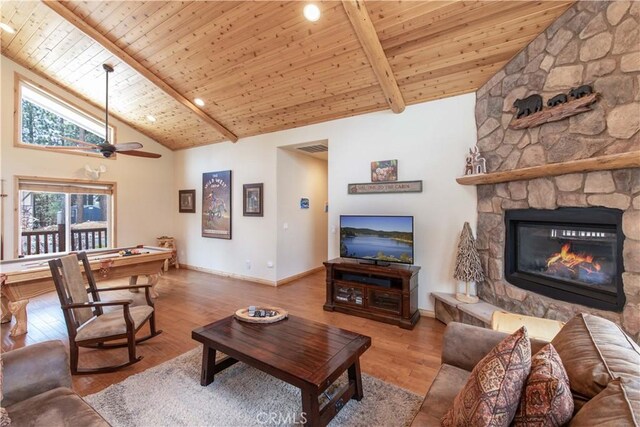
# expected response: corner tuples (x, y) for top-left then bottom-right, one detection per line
(513, 94), (543, 118)
(509, 85), (598, 130)
(547, 93), (568, 107)
(568, 85), (593, 99)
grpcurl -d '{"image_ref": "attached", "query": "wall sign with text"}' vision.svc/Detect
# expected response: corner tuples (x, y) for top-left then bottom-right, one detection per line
(347, 180), (423, 194)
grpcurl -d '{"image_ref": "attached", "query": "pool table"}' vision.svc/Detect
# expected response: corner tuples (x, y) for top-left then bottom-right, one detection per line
(0, 245), (172, 337)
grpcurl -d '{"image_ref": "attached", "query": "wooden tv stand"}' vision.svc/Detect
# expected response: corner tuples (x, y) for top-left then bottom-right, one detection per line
(323, 258), (420, 329)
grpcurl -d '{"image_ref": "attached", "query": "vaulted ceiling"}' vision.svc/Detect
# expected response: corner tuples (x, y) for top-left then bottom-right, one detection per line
(1, 1), (573, 150)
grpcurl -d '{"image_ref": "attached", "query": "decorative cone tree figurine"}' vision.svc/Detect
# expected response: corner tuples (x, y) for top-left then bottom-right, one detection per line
(453, 222), (485, 303)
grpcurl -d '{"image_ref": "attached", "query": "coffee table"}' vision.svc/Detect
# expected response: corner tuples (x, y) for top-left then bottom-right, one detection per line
(192, 315), (371, 427)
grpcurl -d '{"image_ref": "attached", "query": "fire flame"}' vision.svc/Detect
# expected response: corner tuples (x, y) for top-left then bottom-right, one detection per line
(546, 243), (601, 274)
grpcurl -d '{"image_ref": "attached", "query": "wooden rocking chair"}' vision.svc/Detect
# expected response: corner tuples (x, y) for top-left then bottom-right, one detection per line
(49, 252), (162, 374)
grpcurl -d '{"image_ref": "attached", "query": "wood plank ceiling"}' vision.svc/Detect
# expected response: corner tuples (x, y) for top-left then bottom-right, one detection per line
(1, 1), (573, 150)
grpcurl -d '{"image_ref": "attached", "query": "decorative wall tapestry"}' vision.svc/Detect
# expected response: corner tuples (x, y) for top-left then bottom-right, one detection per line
(202, 171), (232, 239)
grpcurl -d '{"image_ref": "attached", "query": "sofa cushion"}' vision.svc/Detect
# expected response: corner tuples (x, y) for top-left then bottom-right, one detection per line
(410, 364), (470, 427)
(569, 378), (640, 426)
(0, 355), (10, 427)
(442, 326), (531, 427)
(513, 344), (573, 426)
(551, 313), (640, 400)
(7, 387), (109, 427)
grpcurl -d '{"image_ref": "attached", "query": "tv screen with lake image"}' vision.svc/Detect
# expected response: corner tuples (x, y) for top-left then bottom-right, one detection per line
(340, 215), (414, 264)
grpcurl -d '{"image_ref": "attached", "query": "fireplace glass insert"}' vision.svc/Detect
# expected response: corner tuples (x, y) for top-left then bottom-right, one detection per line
(505, 208), (624, 311)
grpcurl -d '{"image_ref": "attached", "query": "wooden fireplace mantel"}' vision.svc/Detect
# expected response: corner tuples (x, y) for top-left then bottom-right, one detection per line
(456, 151), (640, 186)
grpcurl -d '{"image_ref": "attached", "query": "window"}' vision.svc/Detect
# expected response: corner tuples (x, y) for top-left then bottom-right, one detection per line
(17, 177), (116, 257)
(16, 74), (115, 150)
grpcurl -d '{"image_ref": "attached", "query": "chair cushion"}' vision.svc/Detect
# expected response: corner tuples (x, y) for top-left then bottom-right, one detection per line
(513, 344), (573, 426)
(551, 313), (640, 401)
(410, 364), (470, 427)
(442, 326), (531, 427)
(6, 387), (109, 427)
(569, 378), (640, 426)
(59, 254), (94, 325)
(75, 305), (153, 342)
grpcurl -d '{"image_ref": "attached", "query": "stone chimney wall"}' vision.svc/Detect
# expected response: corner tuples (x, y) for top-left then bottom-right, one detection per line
(474, 1), (640, 339)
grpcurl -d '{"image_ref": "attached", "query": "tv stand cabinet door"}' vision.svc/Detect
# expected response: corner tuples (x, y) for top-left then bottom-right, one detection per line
(367, 288), (402, 314)
(334, 284), (365, 308)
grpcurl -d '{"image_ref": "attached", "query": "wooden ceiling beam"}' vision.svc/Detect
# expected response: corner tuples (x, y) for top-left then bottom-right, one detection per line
(42, 0), (238, 143)
(342, 0), (405, 114)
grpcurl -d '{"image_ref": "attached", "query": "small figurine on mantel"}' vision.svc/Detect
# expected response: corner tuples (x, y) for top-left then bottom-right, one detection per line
(453, 222), (485, 304)
(464, 146), (487, 175)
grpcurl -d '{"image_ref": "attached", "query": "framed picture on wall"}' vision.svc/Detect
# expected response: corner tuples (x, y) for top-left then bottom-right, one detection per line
(371, 159), (398, 182)
(202, 170), (232, 239)
(178, 189), (196, 213)
(243, 183), (263, 217)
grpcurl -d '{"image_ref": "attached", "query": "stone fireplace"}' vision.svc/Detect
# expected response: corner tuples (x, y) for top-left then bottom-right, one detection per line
(473, 1), (639, 340)
(504, 207), (624, 312)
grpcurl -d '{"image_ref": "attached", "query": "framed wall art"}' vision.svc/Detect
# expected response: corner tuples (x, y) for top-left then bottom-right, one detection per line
(178, 189), (196, 213)
(202, 170), (232, 239)
(243, 183), (263, 217)
(371, 159), (398, 182)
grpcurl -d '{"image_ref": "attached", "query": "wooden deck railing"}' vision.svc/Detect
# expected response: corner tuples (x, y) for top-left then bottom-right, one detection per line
(21, 226), (63, 255)
(21, 224), (108, 255)
(70, 227), (108, 252)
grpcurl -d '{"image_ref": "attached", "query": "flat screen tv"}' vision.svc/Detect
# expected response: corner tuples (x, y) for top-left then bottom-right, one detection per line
(340, 215), (414, 265)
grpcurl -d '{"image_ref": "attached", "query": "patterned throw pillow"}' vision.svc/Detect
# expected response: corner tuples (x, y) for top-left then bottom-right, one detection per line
(442, 327), (531, 427)
(512, 344), (573, 427)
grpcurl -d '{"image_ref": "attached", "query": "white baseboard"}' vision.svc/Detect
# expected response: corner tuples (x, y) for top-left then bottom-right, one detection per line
(419, 308), (435, 318)
(275, 266), (324, 286)
(180, 264), (324, 287)
(181, 264), (277, 287)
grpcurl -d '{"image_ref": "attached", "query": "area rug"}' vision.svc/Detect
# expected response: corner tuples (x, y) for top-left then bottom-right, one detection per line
(84, 347), (422, 427)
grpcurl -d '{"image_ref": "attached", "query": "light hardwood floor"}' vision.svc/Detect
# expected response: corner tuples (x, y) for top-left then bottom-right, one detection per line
(1, 268), (445, 397)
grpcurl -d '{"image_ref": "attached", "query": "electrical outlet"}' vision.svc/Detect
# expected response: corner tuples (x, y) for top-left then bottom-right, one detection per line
(245, 260), (251, 270)
(267, 261), (274, 268)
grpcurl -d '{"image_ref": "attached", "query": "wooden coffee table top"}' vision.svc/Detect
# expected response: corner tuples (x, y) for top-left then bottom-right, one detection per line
(192, 315), (371, 390)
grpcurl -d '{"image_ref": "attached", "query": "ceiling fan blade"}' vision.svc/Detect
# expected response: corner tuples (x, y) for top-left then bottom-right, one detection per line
(43, 145), (97, 151)
(62, 136), (101, 147)
(118, 150), (161, 159)
(113, 142), (143, 152)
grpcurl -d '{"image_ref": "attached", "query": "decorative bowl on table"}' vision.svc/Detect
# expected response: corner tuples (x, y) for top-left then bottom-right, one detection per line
(234, 306), (288, 323)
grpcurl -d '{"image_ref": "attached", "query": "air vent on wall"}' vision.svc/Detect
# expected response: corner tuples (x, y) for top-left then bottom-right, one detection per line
(296, 144), (328, 154)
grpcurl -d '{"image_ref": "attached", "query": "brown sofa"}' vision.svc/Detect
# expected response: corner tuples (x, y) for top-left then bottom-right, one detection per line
(411, 314), (640, 426)
(1, 340), (109, 427)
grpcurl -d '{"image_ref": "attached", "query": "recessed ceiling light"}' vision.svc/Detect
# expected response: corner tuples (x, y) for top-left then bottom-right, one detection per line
(303, 4), (321, 22)
(146, 115), (157, 123)
(0, 23), (16, 34)
(194, 98), (205, 107)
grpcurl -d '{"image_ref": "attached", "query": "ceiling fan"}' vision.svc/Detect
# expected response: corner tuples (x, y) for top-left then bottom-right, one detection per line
(45, 64), (161, 159)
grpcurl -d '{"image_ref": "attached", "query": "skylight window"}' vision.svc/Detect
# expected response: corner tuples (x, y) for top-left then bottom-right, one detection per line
(16, 75), (115, 150)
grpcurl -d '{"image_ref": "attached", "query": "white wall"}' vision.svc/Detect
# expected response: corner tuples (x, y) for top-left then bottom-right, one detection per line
(0, 57), (175, 256)
(173, 138), (280, 282)
(276, 149), (328, 281)
(174, 93), (477, 310)
(327, 96), (478, 310)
